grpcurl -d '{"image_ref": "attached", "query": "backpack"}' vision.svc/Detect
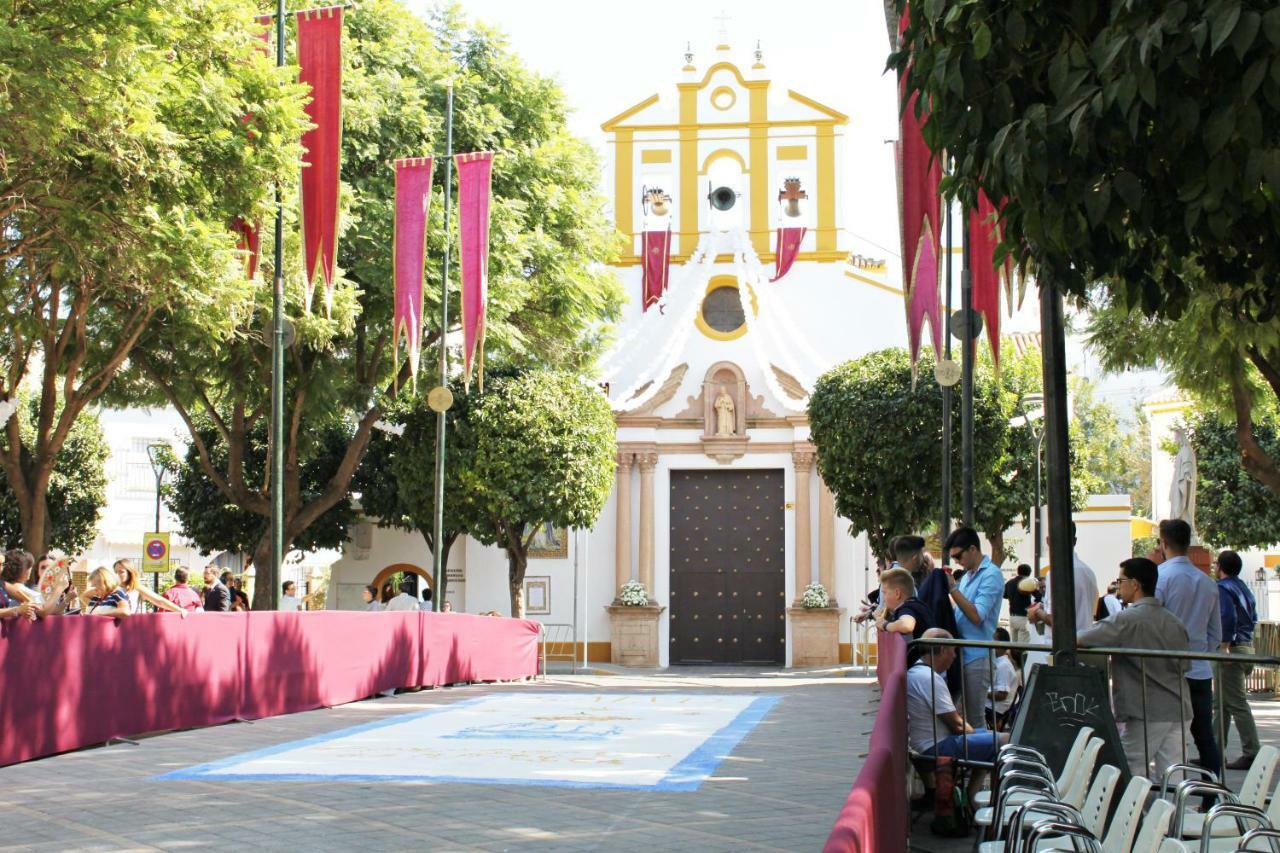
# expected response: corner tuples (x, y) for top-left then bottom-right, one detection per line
(929, 756), (973, 837)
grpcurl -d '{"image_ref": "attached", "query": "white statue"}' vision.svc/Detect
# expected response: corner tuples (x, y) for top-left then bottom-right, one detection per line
(1169, 427), (1197, 536)
(714, 387), (736, 436)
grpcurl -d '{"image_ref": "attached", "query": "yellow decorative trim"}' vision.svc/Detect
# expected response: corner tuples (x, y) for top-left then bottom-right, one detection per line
(601, 93), (661, 131)
(680, 61), (766, 92)
(716, 43), (731, 52)
(787, 89), (850, 123)
(777, 145), (808, 161)
(640, 149), (672, 164)
(614, 248), (848, 267)
(749, 83), (770, 255)
(699, 148), (748, 174)
(695, 275), (757, 342)
(815, 126), (836, 251)
(1080, 505), (1132, 512)
(710, 86), (736, 111)
(844, 270), (902, 295)
(679, 85), (698, 256)
(1144, 403), (1193, 415)
(615, 129), (634, 242)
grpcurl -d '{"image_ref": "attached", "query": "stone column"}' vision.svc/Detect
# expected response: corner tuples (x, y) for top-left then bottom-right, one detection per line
(614, 451), (634, 597)
(793, 448), (815, 601)
(818, 475), (836, 602)
(637, 450), (658, 599)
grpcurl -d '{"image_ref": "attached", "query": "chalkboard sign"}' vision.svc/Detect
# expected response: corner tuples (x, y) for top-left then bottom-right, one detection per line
(1010, 663), (1130, 793)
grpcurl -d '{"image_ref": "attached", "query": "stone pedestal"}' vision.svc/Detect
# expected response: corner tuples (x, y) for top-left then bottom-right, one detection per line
(607, 605), (664, 667)
(787, 607), (843, 667)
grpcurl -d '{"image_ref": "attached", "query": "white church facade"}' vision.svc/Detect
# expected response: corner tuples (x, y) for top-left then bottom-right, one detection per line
(328, 42), (910, 666)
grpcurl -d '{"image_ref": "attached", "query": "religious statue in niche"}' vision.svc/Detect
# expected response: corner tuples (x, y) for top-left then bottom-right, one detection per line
(714, 386), (736, 436)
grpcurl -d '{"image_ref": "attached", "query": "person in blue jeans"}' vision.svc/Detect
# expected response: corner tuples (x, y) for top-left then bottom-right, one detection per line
(908, 628), (1008, 790)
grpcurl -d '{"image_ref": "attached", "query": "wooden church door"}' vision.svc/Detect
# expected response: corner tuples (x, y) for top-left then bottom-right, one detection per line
(669, 469), (786, 665)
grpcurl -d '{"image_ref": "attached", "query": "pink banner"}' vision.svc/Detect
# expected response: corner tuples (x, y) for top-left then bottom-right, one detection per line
(0, 611), (538, 768)
(393, 157), (434, 391)
(967, 191), (1009, 367)
(770, 227), (806, 282)
(895, 4), (943, 371)
(297, 6), (344, 314)
(642, 229), (672, 310)
(824, 633), (908, 853)
(456, 151), (494, 391)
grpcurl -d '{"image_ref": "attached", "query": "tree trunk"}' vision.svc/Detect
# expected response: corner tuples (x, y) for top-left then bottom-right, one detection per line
(19, 478), (50, 558)
(507, 547), (528, 618)
(987, 529), (1006, 566)
(250, 534), (278, 611)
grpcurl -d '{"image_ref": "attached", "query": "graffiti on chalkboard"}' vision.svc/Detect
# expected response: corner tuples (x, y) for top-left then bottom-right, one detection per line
(1046, 690), (1102, 727)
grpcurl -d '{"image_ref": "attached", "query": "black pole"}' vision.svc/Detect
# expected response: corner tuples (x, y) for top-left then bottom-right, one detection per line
(1032, 431), (1043, 573)
(941, 196), (953, 565)
(269, 0), (287, 612)
(960, 215), (974, 526)
(430, 85), (454, 611)
(1040, 272), (1076, 662)
(153, 468), (163, 593)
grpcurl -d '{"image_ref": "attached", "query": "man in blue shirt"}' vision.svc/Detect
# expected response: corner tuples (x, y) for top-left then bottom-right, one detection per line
(1154, 519), (1223, 772)
(1216, 549), (1260, 769)
(943, 527), (1005, 727)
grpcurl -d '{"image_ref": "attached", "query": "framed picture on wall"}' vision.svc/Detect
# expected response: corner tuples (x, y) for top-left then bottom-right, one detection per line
(527, 523), (568, 559)
(525, 576), (550, 615)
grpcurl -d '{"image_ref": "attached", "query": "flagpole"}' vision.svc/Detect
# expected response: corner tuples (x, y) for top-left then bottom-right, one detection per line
(431, 84), (454, 611)
(270, 0), (287, 610)
(961, 201), (975, 527)
(941, 190), (953, 564)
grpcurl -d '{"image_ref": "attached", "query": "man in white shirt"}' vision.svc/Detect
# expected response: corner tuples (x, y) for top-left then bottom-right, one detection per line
(385, 579), (420, 612)
(279, 580), (307, 612)
(1029, 522), (1098, 638)
(907, 628), (1008, 776)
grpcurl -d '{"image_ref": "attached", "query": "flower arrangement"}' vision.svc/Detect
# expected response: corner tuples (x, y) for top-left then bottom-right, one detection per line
(619, 579), (650, 606)
(801, 582), (830, 609)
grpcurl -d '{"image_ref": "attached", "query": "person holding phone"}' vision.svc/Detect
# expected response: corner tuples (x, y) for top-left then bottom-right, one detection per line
(3, 549), (74, 618)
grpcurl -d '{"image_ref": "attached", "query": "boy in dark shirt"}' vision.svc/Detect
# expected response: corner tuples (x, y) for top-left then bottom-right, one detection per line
(877, 567), (933, 663)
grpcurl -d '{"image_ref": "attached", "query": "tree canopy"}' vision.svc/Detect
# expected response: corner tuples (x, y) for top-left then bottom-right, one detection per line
(890, 0), (1280, 318)
(0, 400), (107, 553)
(130, 0), (624, 607)
(0, 0), (306, 556)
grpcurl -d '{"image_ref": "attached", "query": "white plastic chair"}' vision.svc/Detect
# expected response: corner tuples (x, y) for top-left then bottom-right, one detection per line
(979, 799), (1086, 853)
(1234, 828), (1280, 851)
(1132, 799), (1178, 853)
(1176, 746), (1280, 839)
(979, 738), (1104, 839)
(977, 728), (1095, 809)
(1097, 775), (1154, 853)
(1032, 764), (1122, 851)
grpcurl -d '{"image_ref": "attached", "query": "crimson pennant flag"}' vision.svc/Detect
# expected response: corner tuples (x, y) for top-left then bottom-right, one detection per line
(392, 157), (434, 393)
(967, 190), (1009, 368)
(895, 5), (943, 371)
(296, 6), (344, 314)
(770, 227), (806, 282)
(456, 151), (495, 392)
(231, 15), (272, 282)
(641, 229), (673, 310)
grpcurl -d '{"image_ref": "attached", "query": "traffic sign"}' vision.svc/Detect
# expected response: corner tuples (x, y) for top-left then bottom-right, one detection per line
(142, 532), (170, 574)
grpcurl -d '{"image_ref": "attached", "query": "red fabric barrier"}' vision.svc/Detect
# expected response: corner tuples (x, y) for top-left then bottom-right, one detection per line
(824, 632), (909, 853)
(240, 611), (423, 720)
(0, 610), (537, 768)
(420, 612), (541, 686)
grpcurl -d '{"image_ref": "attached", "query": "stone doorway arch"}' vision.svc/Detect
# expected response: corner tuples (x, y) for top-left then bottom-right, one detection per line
(371, 562), (433, 601)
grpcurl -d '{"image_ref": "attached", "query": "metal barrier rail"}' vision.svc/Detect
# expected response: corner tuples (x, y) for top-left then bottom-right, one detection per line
(848, 616), (874, 675)
(908, 635), (1280, 784)
(537, 622), (577, 679)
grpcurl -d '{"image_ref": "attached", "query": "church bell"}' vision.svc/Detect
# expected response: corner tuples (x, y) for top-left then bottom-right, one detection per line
(707, 185), (738, 211)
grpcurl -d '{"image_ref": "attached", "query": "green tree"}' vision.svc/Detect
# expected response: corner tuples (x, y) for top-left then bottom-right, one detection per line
(458, 370), (615, 617)
(890, 0), (1280, 493)
(0, 399), (108, 553)
(166, 416), (358, 558)
(1187, 410), (1280, 549)
(0, 0), (307, 556)
(1071, 378), (1152, 517)
(132, 1), (623, 608)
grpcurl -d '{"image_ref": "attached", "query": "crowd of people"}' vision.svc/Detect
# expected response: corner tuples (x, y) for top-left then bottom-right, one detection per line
(0, 550), (463, 621)
(860, 517), (1263, 790)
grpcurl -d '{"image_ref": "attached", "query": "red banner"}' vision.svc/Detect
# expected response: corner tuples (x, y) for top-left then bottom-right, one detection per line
(297, 6), (344, 313)
(393, 157), (434, 392)
(967, 191), (1009, 367)
(231, 16), (272, 282)
(770, 227), (806, 282)
(456, 151), (494, 391)
(642, 229), (673, 310)
(896, 4), (943, 370)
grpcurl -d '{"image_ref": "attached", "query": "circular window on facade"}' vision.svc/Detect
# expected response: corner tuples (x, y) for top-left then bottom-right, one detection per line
(699, 285), (746, 338)
(710, 86), (736, 111)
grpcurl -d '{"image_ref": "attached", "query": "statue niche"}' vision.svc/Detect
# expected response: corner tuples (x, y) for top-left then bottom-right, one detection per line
(699, 362), (750, 463)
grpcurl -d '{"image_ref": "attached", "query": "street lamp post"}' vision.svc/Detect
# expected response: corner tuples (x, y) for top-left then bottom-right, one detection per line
(145, 442), (168, 591)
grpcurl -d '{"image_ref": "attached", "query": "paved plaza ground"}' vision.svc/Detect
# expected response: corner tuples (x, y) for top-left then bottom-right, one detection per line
(0, 668), (874, 852)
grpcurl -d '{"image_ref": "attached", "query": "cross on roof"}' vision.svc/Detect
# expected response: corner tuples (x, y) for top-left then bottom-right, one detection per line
(713, 10), (731, 44)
